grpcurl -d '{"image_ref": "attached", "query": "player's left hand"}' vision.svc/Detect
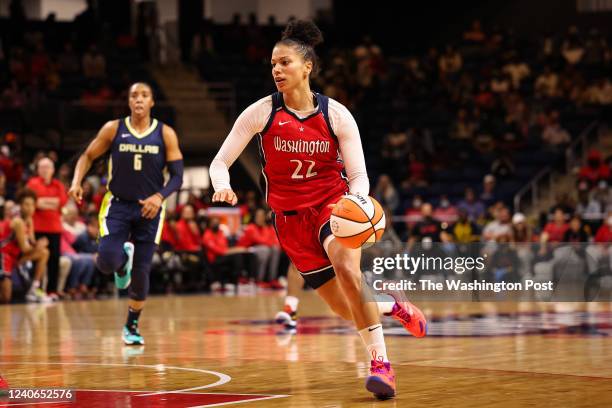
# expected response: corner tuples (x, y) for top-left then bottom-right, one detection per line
(139, 193), (163, 219)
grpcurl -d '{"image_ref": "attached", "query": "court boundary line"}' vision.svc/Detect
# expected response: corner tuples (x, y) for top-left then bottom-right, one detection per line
(0, 361), (231, 393)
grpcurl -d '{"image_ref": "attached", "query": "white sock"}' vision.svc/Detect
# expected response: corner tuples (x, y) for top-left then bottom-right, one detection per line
(358, 324), (389, 362)
(29, 280), (41, 292)
(285, 296), (299, 312)
(376, 294), (396, 315)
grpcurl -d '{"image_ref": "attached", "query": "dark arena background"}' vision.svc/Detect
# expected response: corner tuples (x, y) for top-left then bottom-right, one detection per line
(1, 0), (612, 407)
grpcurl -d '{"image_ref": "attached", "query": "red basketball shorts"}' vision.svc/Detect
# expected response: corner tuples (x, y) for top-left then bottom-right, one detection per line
(272, 194), (345, 289)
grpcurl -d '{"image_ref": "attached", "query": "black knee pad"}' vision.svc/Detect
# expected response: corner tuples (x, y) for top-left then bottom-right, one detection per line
(128, 242), (157, 301)
(96, 247), (126, 275)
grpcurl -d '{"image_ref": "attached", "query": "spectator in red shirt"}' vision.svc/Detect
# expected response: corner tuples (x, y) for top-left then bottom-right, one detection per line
(174, 204), (202, 252)
(539, 208), (569, 257)
(594, 212), (612, 243)
(173, 204), (204, 290)
(202, 216), (245, 291)
(579, 150), (610, 188)
(433, 195), (459, 225)
(237, 208), (282, 288)
(26, 157), (68, 298)
(586, 211), (612, 275)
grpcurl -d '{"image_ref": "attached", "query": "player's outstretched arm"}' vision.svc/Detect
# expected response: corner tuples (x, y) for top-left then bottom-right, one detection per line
(69, 120), (117, 204)
(139, 125), (184, 219)
(210, 97), (268, 206)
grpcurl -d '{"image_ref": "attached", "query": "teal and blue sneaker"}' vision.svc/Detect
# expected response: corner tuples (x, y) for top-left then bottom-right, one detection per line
(115, 242), (134, 289)
(122, 325), (144, 345)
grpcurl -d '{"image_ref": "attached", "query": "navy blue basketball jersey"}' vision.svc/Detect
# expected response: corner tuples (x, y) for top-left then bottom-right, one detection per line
(107, 117), (167, 201)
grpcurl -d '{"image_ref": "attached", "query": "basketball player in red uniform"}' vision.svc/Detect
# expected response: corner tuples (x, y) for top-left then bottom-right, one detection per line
(210, 21), (427, 399)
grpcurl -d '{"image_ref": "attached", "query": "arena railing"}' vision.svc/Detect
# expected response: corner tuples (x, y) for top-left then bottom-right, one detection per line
(513, 120), (599, 214)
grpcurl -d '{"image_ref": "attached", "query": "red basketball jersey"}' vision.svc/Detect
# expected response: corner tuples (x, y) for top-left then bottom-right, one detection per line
(0, 219), (20, 272)
(258, 93), (349, 212)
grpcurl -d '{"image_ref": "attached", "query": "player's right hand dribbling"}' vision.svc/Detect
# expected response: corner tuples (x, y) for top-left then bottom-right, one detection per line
(68, 185), (83, 204)
(212, 189), (238, 206)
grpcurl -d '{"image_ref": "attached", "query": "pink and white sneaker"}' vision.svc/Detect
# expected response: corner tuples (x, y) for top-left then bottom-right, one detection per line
(385, 293), (427, 337)
(365, 357), (396, 400)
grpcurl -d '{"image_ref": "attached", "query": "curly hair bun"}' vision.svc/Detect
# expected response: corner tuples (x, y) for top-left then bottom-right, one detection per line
(281, 20), (323, 48)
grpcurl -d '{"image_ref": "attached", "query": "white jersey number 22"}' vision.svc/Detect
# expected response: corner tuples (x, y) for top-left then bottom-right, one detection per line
(290, 159), (317, 179)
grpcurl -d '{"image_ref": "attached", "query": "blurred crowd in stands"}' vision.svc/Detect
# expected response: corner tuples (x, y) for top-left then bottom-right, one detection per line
(1, 7), (612, 303)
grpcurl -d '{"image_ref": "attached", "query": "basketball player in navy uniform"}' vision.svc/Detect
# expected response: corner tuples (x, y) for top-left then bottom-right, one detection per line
(69, 82), (183, 345)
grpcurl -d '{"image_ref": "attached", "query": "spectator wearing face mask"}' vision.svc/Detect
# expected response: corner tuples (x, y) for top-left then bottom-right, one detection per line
(433, 194), (459, 225)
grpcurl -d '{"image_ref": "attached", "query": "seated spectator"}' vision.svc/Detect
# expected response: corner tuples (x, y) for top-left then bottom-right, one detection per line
(579, 150), (610, 187)
(592, 180), (611, 211)
(451, 108), (477, 140)
(457, 187), (486, 222)
(239, 190), (260, 224)
(594, 212), (612, 243)
(541, 111), (570, 149)
(438, 45), (462, 77)
(0, 189), (51, 303)
(373, 174), (399, 213)
(482, 206), (513, 242)
(575, 182), (602, 221)
(174, 204), (202, 253)
(563, 215), (591, 242)
(480, 174), (498, 208)
(61, 218), (97, 299)
(173, 204), (204, 290)
(539, 208), (569, 257)
(62, 204), (86, 237)
(410, 203), (441, 243)
(489, 234), (520, 282)
(404, 152), (428, 187)
(404, 195), (424, 232)
(433, 194), (459, 225)
(561, 37), (584, 66)
(490, 70), (511, 94)
(202, 216), (245, 292)
(503, 56), (530, 90)
(452, 210), (480, 244)
(238, 208), (282, 288)
(511, 212), (534, 278)
(512, 213), (533, 242)
(535, 66), (559, 98)
(160, 215), (178, 253)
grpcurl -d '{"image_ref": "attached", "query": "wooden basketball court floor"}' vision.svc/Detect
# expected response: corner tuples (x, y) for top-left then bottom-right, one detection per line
(1, 292), (611, 407)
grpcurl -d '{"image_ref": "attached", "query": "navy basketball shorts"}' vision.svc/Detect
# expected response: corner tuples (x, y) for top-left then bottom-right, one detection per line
(98, 192), (166, 244)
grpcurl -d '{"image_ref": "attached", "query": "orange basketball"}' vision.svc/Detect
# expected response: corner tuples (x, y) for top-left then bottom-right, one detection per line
(330, 194), (386, 249)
